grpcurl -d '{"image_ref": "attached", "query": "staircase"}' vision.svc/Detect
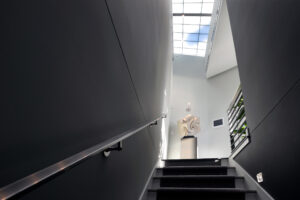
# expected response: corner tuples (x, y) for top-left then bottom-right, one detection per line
(145, 159), (257, 200)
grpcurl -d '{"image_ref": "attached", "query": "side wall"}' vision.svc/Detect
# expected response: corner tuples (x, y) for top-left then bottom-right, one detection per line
(227, 0), (300, 199)
(0, 0), (172, 199)
(168, 55), (240, 159)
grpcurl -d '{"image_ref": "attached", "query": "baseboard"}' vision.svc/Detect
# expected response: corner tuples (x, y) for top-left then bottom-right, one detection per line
(138, 160), (158, 200)
(229, 158), (275, 200)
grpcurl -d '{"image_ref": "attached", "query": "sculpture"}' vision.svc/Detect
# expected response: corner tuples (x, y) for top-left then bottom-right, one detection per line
(177, 114), (200, 138)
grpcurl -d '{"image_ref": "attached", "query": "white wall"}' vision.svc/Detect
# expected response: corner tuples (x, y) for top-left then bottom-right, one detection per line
(167, 54), (240, 159)
(159, 51), (173, 160)
(206, 0), (237, 78)
(158, 10), (174, 160)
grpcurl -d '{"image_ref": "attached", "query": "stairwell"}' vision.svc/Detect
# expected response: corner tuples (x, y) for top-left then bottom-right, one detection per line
(144, 159), (257, 200)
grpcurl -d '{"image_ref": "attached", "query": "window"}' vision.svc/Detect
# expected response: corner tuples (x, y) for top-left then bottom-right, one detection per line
(172, 0), (214, 57)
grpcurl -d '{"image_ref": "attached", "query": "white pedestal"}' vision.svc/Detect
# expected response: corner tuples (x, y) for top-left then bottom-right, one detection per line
(180, 136), (197, 159)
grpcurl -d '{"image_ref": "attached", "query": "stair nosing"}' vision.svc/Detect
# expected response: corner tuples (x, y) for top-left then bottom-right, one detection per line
(162, 158), (226, 161)
(153, 175), (244, 179)
(148, 187), (256, 193)
(157, 166), (234, 169)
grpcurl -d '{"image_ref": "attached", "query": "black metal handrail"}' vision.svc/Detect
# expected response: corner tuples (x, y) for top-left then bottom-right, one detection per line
(0, 114), (166, 199)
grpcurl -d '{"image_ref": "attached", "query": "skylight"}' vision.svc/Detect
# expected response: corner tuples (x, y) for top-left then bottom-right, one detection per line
(172, 0), (214, 57)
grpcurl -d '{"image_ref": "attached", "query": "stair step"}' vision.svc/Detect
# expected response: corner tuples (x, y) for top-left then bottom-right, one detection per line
(159, 166), (233, 169)
(149, 187), (256, 192)
(163, 159), (222, 167)
(158, 166), (233, 175)
(148, 188), (256, 200)
(153, 175), (243, 188)
(154, 175), (243, 178)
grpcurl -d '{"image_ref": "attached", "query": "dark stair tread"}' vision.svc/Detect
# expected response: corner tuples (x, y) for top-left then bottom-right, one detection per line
(149, 187), (256, 193)
(163, 158), (223, 161)
(153, 175), (243, 179)
(152, 188), (253, 200)
(163, 159), (223, 167)
(159, 166), (232, 176)
(158, 166), (234, 169)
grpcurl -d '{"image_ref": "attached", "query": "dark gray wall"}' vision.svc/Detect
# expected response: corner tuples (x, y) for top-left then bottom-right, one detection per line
(0, 0), (172, 199)
(227, 0), (300, 199)
(107, 0), (173, 121)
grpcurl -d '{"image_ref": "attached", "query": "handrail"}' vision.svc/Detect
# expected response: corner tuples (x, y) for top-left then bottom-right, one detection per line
(0, 114), (166, 200)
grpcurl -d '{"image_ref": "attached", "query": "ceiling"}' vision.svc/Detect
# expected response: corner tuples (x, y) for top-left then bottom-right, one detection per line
(206, 0), (237, 78)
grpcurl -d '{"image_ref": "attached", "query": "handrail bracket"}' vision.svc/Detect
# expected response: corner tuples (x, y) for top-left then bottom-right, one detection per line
(150, 120), (158, 127)
(103, 141), (123, 157)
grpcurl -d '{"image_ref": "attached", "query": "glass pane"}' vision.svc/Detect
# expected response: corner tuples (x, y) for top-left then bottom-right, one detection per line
(199, 34), (208, 42)
(198, 42), (207, 49)
(200, 16), (211, 25)
(174, 41), (183, 48)
(200, 25), (210, 34)
(184, 25), (200, 33)
(197, 50), (206, 57)
(202, 3), (214, 13)
(183, 48), (197, 55)
(184, 16), (200, 24)
(174, 48), (182, 54)
(173, 25), (183, 32)
(173, 4), (183, 13)
(173, 33), (183, 40)
(173, 0), (183, 3)
(203, 0), (214, 2)
(183, 41), (198, 48)
(184, 3), (202, 13)
(184, 33), (199, 41)
(173, 16), (183, 24)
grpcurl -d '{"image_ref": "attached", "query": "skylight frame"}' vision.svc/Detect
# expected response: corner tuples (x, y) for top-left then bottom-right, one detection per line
(172, 0), (215, 57)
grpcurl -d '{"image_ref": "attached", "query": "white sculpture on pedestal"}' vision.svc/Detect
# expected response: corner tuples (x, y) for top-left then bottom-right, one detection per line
(177, 103), (200, 159)
(177, 114), (200, 137)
